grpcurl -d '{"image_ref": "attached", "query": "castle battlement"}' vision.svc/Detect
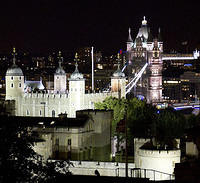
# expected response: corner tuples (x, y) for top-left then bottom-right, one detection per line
(134, 138), (151, 143)
(85, 91), (119, 98)
(139, 148), (181, 157)
(23, 92), (69, 99)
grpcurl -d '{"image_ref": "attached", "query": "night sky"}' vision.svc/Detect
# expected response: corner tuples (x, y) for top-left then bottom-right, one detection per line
(0, 0), (200, 54)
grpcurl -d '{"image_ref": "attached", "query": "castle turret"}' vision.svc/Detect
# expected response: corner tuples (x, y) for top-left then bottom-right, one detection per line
(6, 47), (24, 100)
(127, 28), (133, 51)
(157, 27), (163, 52)
(54, 51), (66, 93)
(111, 53), (126, 98)
(68, 53), (85, 117)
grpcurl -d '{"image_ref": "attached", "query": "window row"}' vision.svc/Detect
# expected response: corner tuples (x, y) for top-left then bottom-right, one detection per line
(10, 83), (22, 88)
(26, 109), (56, 117)
(70, 88), (83, 91)
(10, 76), (22, 80)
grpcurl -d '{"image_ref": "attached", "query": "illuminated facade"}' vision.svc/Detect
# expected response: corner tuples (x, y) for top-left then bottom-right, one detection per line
(147, 39), (163, 103)
(33, 110), (113, 161)
(126, 17), (163, 103)
(134, 138), (180, 181)
(126, 17), (200, 103)
(54, 51), (66, 94)
(5, 50), (126, 118)
(111, 54), (126, 98)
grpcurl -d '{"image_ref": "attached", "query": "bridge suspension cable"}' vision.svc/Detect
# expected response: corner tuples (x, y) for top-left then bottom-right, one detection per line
(125, 63), (148, 95)
(121, 65), (127, 72)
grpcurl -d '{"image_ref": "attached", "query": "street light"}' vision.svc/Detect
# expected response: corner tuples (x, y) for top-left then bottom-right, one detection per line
(124, 101), (128, 177)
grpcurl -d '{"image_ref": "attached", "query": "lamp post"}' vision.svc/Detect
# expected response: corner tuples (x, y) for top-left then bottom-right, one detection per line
(91, 46), (94, 93)
(125, 101), (128, 177)
(40, 102), (46, 117)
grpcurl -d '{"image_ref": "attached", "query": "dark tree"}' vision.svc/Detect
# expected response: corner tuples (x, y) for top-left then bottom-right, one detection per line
(0, 116), (70, 182)
(154, 108), (186, 149)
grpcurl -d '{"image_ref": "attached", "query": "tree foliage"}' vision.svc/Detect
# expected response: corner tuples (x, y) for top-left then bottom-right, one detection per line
(127, 98), (156, 138)
(0, 116), (70, 182)
(155, 108), (186, 148)
(186, 113), (200, 128)
(95, 97), (156, 137)
(95, 97), (127, 135)
(95, 96), (189, 149)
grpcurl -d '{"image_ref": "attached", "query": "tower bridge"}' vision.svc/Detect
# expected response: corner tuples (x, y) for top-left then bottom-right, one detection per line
(124, 16), (200, 104)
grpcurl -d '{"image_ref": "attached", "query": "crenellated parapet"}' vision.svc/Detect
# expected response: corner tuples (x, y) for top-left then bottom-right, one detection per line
(23, 92), (69, 99)
(137, 148), (180, 181)
(138, 149), (181, 157)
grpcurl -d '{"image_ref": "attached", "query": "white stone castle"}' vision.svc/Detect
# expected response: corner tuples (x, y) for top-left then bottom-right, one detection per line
(5, 49), (126, 118)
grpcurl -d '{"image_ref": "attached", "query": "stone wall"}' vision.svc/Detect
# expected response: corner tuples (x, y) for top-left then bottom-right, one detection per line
(33, 110), (113, 161)
(186, 141), (199, 158)
(134, 138), (150, 168)
(14, 90), (120, 118)
(138, 149), (180, 180)
(53, 160), (135, 177)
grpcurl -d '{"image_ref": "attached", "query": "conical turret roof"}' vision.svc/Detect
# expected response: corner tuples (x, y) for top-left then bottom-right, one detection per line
(6, 47), (23, 76)
(55, 51), (66, 75)
(70, 53), (83, 79)
(113, 53), (125, 77)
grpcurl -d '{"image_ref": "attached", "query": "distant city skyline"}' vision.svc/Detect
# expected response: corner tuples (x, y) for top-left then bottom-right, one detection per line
(0, 1), (199, 54)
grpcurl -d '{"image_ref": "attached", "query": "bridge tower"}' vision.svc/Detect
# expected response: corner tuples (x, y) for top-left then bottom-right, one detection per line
(147, 39), (163, 104)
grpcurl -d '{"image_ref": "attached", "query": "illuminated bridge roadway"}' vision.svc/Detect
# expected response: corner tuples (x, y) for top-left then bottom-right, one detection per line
(171, 102), (200, 111)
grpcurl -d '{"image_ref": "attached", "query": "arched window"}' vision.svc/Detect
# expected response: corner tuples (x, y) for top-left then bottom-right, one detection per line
(11, 76), (13, 80)
(11, 83), (13, 88)
(52, 110), (55, 117)
(26, 110), (29, 116)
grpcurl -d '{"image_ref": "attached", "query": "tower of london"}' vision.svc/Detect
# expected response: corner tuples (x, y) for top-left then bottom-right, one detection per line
(5, 49), (126, 118)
